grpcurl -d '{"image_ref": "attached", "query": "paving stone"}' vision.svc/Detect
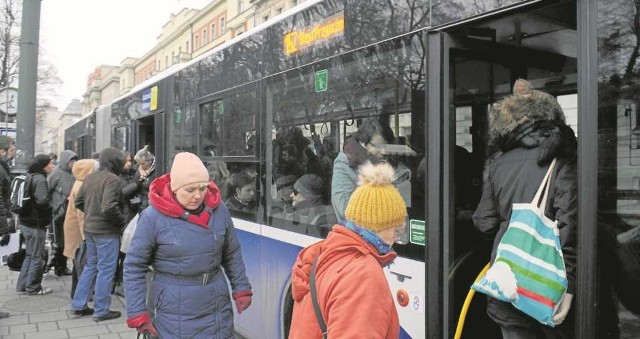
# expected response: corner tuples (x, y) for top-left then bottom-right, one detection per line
(23, 329), (68, 339)
(1, 333), (25, 339)
(105, 323), (128, 333)
(8, 323), (37, 335)
(97, 334), (121, 339)
(67, 325), (109, 338)
(0, 314), (29, 325)
(35, 321), (58, 331)
(28, 311), (68, 323)
(58, 317), (98, 329)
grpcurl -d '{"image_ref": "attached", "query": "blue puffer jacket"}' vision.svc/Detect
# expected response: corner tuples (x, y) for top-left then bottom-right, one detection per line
(124, 176), (251, 338)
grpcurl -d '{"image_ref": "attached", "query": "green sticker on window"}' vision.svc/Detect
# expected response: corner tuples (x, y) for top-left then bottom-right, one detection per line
(409, 219), (426, 246)
(315, 69), (328, 93)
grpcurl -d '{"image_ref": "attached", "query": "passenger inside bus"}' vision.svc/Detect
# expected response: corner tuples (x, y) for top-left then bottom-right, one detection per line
(225, 171), (257, 218)
(275, 144), (305, 180)
(206, 160), (231, 200)
(331, 117), (396, 222)
(272, 174), (297, 216)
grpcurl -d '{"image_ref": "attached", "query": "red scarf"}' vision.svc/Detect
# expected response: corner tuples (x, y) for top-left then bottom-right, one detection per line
(149, 173), (222, 228)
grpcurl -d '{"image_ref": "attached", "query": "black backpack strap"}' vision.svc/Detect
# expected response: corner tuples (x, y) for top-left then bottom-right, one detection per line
(310, 255), (328, 338)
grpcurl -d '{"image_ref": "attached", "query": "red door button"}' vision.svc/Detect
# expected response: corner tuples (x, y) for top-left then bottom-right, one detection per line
(397, 289), (409, 307)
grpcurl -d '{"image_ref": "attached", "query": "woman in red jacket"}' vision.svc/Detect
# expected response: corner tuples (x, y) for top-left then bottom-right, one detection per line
(289, 162), (407, 338)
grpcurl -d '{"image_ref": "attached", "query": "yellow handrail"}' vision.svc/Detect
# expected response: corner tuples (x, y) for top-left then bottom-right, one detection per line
(454, 263), (490, 339)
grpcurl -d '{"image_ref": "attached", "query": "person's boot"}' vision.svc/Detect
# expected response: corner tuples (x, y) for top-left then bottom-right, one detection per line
(55, 267), (72, 276)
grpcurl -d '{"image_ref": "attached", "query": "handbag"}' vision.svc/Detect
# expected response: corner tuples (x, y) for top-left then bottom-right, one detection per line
(472, 158), (568, 327)
(120, 213), (140, 254)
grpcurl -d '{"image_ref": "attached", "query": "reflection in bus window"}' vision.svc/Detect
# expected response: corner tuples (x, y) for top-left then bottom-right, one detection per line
(200, 89), (258, 157)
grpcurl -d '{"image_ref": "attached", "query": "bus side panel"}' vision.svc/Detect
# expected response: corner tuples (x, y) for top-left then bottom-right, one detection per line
(384, 257), (426, 338)
(232, 220), (265, 338)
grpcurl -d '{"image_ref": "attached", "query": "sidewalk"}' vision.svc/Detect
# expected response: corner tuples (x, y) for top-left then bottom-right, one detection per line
(0, 267), (135, 339)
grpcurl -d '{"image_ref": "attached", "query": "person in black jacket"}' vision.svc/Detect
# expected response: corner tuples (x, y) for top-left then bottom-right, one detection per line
(16, 154), (55, 295)
(69, 147), (125, 322)
(0, 135), (15, 318)
(472, 79), (577, 338)
(47, 149), (78, 276)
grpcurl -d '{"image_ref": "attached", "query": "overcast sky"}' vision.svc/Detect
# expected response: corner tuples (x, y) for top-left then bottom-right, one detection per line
(39, 0), (212, 111)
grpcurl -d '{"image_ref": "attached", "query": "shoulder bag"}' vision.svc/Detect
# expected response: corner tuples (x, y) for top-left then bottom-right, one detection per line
(472, 158), (568, 326)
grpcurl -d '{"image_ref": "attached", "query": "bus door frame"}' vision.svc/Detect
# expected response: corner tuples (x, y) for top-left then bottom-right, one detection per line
(424, 1), (600, 338)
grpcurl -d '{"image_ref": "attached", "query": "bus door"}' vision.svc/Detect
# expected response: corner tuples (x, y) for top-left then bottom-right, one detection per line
(428, 1), (578, 338)
(134, 115), (155, 154)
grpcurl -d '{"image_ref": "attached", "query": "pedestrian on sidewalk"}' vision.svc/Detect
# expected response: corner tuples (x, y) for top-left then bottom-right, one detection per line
(48, 149), (78, 276)
(63, 159), (98, 298)
(69, 147), (126, 322)
(16, 154), (55, 295)
(289, 162), (406, 338)
(124, 152), (252, 338)
(0, 135), (16, 319)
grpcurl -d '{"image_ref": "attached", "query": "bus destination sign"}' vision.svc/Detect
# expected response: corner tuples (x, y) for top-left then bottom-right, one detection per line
(283, 13), (345, 55)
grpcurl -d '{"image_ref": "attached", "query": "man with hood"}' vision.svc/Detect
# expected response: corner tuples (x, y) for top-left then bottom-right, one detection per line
(0, 135), (14, 318)
(472, 79), (577, 338)
(48, 149), (78, 276)
(69, 147), (125, 322)
(16, 154), (55, 295)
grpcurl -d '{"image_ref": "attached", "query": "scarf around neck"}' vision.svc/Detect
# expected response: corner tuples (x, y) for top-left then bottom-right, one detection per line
(343, 220), (393, 255)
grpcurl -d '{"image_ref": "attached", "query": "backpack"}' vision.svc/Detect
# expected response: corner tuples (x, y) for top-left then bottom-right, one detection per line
(10, 174), (32, 215)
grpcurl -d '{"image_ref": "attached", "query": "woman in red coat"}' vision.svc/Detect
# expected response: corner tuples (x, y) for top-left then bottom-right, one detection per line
(289, 162), (407, 338)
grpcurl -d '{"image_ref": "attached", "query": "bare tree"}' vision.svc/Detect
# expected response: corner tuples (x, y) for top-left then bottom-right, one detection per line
(0, 0), (19, 89)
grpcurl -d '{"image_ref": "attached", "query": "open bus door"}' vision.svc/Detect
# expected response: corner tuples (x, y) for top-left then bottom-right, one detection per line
(427, 1), (578, 338)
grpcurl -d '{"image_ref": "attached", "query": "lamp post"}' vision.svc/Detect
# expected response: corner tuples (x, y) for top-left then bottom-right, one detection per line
(15, 0), (41, 170)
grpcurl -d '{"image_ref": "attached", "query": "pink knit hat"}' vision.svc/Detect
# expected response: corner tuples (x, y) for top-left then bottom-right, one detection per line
(170, 152), (210, 191)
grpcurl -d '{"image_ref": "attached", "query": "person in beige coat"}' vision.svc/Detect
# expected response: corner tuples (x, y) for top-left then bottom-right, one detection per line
(63, 159), (98, 298)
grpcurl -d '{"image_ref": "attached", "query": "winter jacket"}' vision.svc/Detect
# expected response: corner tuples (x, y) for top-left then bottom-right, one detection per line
(289, 225), (399, 339)
(472, 120), (577, 328)
(330, 151), (357, 222)
(124, 173), (251, 338)
(19, 158), (52, 229)
(120, 168), (140, 223)
(48, 150), (77, 221)
(63, 159), (96, 258)
(131, 164), (155, 211)
(0, 157), (12, 235)
(75, 148), (125, 236)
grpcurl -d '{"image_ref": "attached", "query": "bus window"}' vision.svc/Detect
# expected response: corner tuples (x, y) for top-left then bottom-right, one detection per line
(200, 89), (258, 157)
(266, 33), (426, 263)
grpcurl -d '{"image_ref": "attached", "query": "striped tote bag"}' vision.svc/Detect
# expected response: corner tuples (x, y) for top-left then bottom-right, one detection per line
(472, 158), (568, 326)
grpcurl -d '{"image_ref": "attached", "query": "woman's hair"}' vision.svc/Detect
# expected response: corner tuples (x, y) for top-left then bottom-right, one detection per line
(134, 145), (154, 163)
(353, 118), (395, 145)
(231, 171), (255, 190)
(27, 154), (52, 174)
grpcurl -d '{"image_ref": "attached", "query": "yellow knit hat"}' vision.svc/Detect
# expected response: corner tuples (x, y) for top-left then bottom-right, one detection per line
(344, 162), (407, 232)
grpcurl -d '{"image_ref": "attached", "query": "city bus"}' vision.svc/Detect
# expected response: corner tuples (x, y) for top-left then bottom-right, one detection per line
(65, 0), (639, 337)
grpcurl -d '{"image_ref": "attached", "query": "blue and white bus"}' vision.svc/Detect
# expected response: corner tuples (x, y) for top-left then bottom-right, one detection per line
(66, 0), (640, 338)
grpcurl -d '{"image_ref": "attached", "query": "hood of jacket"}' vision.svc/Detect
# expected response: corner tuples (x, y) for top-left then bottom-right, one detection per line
(149, 173), (222, 227)
(291, 225), (397, 302)
(72, 159), (98, 181)
(59, 150), (78, 172)
(498, 120), (577, 165)
(98, 147), (125, 175)
(489, 79), (566, 148)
